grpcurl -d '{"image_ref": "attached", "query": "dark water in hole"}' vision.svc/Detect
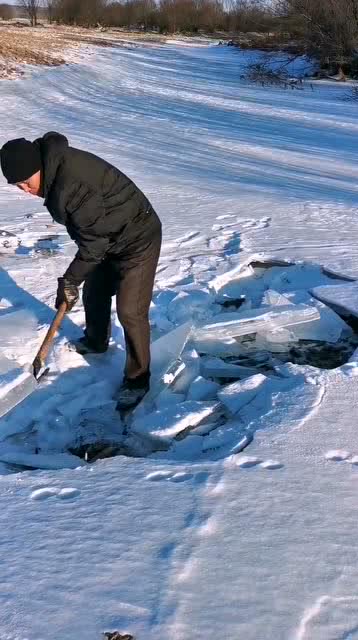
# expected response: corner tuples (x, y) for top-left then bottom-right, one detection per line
(284, 337), (358, 369)
(224, 334), (358, 372)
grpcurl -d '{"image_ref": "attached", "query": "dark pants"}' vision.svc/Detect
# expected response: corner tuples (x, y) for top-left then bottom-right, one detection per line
(83, 228), (162, 387)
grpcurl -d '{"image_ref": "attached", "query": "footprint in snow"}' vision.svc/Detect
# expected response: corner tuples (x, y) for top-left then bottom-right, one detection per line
(236, 456), (283, 470)
(325, 450), (358, 466)
(260, 460), (284, 470)
(30, 487), (81, 501)
(146, 470), (196, 483)
(325, 450), (351, 462)
(57, 488), (81, 500)
(30, 488), (59, 501)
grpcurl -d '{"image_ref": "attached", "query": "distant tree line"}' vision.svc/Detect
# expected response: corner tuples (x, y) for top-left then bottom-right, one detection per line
(0, 0), (275, 33)
(1, 0), (357, 74)
(43, 0), (272, 33)
(275, 0), (358, 74)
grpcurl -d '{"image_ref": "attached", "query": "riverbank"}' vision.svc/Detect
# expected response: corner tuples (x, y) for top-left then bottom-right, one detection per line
(0, 23), (219, 79)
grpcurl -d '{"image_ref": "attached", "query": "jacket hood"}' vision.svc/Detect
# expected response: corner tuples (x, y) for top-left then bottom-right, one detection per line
(35, 131), (69, 200)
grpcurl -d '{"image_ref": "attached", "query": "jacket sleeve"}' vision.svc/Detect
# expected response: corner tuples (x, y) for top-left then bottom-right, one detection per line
(63, 183), (109, 285)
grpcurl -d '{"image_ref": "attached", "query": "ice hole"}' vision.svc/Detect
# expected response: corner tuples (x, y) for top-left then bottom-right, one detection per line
(2, 260), (358, 472)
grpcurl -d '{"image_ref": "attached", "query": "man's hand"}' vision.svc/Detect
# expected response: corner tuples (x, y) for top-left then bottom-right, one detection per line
(55, 277), (79, 312)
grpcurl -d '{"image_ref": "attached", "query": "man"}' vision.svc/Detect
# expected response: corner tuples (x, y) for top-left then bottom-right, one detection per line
(0, 132), (162, 409)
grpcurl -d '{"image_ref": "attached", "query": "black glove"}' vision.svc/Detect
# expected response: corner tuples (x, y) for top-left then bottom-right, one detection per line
(55, 277), (79, 312)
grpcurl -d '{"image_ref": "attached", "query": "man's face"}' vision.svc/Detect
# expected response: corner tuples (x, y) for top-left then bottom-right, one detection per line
(16, 170), (42, 197)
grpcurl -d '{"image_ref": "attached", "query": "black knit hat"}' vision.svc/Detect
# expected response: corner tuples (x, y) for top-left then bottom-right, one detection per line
(0, 138), (42, 184)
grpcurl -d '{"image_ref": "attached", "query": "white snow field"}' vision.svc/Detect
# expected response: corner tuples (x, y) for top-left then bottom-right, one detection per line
(1, 40), (358, 640)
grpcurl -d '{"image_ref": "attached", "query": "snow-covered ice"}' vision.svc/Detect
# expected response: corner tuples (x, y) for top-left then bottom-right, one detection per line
(0, 38), (358, 640)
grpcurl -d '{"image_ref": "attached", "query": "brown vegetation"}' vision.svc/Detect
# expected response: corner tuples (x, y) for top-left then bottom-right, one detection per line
(0, 3), (14, 20)
(0, 0), (356, 80)
(0, 26), (67, 71)
(275, 0), (358, 75)
(0, 23), (167, 79)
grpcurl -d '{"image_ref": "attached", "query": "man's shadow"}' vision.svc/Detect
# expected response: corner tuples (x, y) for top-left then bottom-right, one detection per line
(0, 264), (123, 439)
(0, 263), (77, 331)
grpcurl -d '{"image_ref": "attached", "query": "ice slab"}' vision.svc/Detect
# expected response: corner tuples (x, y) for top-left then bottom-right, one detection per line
(202, 421), (251, 454)
(262, 289), (293, 307)
(255, 328), (298, 353)
(0, 356), (38, 419)
(193, 336), (244, 357)
(0, 447), (85, 469)
(172, 349), (201, 394)
(289, 301), (349, 343)
(266, 263), (346, 293)
(195, 304), (320, 340)
(167, 288), (213, 323)
(218, 374), (268, 414)
(213, 266), (266, 308)
(155, 389), (186, 408)
(200, 356), (259, 379)
(132, 321), (194, 416)
(187, 376), (221, 401)
(150, 321), (193, 379)
(210, 264), (254, 296)
(311, 282), (358, 319)
(132, 401), (220, 443)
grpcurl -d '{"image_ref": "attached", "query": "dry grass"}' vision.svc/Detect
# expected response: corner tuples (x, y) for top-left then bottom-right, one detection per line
(0, 23), (166, 79)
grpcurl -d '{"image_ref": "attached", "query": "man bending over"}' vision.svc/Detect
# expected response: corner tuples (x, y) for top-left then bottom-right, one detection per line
(0, 132), (162, 409)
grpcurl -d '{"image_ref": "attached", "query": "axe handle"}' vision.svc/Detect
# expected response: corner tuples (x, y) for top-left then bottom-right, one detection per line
(32, 302), (67, 377)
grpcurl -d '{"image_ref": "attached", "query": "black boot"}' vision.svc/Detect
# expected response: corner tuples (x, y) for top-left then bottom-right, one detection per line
(115, 377), (149, 410)
(67, 336), (108, 355)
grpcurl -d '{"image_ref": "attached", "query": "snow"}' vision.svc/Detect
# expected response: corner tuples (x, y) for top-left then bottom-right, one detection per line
(0, 38), (358, 640)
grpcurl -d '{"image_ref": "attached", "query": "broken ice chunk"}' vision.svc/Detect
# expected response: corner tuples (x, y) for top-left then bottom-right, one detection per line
(261, 289), (293, 307)
(187, 376), (221, 401)
(167, 288), (214, 323)
(218, 374), (268, 414)
(255, 328), (298, 353)
(193, 336), (244, 357)
(172, 349), (201, 394)
(267, 263), (343, 293)
(195, 304), (320, 340)
(150, 303), (174, 332)
(311, 282), (358, 319)
(210, 264), (254, 296)
(155, 389), (186, 408)
(213, 267), (265, 308)
(289, 301), (349, 343)
(0, 448), (85, 470)
(151, 321), (193, 379)
(200, 356), (259, 379)
(202, 421), (248, 453)
(132, 401), (221, 443)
